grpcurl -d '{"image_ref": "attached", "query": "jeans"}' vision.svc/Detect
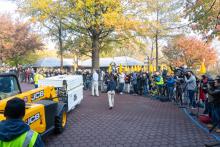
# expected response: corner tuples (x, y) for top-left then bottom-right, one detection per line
(143, 85), (148, 96)
(168, 86), (174, 100)
(213, 106), (220, 128)
(119, 83), (124, 93)
(133, 84), (138, 94)
(188, 90), (196, 107)
(203, 99), (209, 114)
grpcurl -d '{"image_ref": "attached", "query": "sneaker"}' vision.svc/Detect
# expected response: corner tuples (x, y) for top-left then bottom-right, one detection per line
(120, 92), (123, 95)
(109, 107), (113, 110)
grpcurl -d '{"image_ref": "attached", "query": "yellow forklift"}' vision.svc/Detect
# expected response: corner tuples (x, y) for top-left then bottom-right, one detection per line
(0, 73), (67, 136)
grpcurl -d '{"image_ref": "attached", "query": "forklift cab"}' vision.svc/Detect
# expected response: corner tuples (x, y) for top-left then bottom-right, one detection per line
(0, 74), (22, 100)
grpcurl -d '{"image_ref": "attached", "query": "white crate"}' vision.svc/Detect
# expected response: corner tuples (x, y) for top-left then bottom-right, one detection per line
(38, 75), (83, 91)
(38, 75), (83, 112)
(67, 85), (83, 111)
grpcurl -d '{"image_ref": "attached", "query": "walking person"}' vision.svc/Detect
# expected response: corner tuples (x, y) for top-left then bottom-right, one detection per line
(107, 75), (116, 109)
(92, 70), (99, 96)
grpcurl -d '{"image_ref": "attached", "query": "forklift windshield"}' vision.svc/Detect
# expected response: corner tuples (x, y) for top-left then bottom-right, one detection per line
(0, 75), (21, 100)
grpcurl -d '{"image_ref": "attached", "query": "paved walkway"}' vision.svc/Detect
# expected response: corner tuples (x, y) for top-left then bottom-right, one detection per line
(20, 83), (218, 146)
(41, 90), (217, 147)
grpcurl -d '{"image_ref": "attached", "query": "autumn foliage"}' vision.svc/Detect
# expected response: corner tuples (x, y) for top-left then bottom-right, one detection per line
(163, 36), (217, 68)
(0, 14), (43, 66)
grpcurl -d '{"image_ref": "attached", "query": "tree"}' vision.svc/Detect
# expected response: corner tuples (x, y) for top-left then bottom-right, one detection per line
(138, 0), (184, 70)
(163, 36), (217, 68)
(19, 0), (141, 70)
(0, 14), (43, 67)
(0, 14), (14, 63)
(19, 0), (69, 69)
(186, 0), (220, 39)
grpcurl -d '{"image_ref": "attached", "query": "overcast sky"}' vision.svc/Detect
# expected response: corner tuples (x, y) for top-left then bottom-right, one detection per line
(0, 0), (16, 13)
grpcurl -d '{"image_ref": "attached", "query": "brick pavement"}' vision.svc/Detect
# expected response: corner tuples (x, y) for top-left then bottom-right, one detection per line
(41, 89), (218, 147)
(20, 83), (218, 147)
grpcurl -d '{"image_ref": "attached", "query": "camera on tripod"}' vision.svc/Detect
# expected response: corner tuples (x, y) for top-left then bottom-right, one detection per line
(174, 67), (190, 83)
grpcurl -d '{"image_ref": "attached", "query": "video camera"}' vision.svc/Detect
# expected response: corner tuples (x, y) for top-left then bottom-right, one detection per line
(174, 67), (191, 84)
(207, 76), (220, 90)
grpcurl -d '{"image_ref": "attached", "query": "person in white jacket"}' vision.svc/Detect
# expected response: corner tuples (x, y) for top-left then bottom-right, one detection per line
(92, 70), (99, 96)
(118, 72), (125, 94)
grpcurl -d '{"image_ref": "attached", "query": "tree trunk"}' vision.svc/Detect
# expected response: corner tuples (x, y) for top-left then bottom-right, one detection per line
(91, 37), (100, 71)
(156, 1), (159, 71)
(60, 51), (63, 70)
(58, 20), (63, 70)
(155, 34), (159, 71)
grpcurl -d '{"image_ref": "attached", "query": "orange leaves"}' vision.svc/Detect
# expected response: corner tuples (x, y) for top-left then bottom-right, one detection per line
(176, 36), (217, 66)
(163, 36), (217, 68)
(0, 14), (43, 62)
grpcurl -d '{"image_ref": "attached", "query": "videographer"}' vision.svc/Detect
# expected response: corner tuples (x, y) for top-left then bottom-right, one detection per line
(173, 67), (187, 105)
(208, 76), (220, 133)
(185, 71), (197, 109)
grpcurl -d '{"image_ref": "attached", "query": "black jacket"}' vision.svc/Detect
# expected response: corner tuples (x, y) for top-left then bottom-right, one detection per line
(107, 80), (116, 91)
(208, 87), (220, 106)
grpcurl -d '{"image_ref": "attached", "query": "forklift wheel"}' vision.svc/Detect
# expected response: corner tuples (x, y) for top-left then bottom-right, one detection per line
(55, 107), (67, 134)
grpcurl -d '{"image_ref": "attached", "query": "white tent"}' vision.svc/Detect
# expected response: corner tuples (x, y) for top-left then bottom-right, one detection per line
(33, 57), (74, 67)
(79, 56), (143, 67)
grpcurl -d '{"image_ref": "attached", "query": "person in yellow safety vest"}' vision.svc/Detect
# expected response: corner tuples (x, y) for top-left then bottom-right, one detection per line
(0, 98), (44, 147)
(155, 72), (164, 96)
(34, 70), (44, 88)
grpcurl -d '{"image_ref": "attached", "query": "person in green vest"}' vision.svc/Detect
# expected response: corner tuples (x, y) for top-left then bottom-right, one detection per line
(155, 72), (164, 96)
(0, 98), (44, 147)
(34, 70), (44, 88)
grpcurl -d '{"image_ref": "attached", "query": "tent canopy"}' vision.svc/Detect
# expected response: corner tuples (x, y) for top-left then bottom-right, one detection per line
(33, 57), (74, 67)
(79, 56), (143, 67)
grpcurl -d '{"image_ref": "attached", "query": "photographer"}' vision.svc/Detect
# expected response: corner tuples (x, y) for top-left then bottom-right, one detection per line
(208, 76), (220, 133)
(185, 71), (197, 109)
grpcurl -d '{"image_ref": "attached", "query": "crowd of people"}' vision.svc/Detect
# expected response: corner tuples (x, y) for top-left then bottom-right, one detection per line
(84, 67), (220, 133)
(1, 65), (220, 133)
(0, 66), (73, 87)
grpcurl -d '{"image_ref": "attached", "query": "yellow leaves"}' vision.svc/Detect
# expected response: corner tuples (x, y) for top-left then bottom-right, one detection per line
(31, 0), (52, 12)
